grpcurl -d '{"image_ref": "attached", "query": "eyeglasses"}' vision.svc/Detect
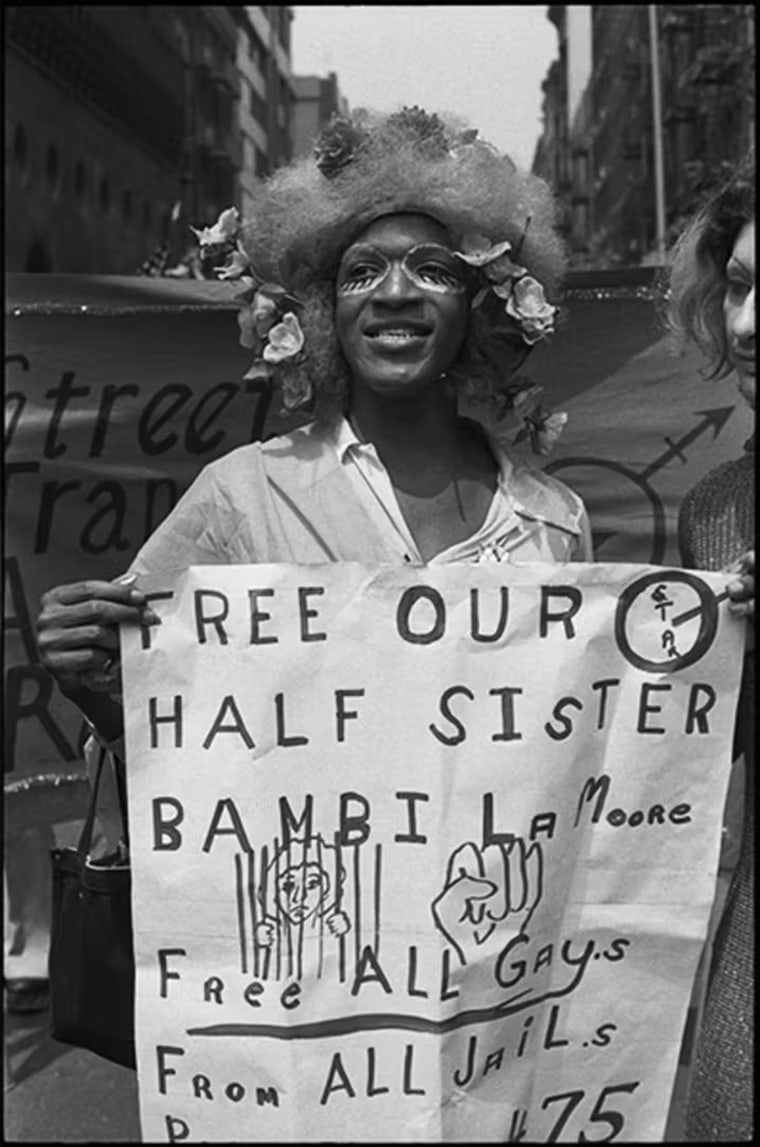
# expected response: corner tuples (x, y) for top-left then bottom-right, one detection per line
(337, 243), (468, 298)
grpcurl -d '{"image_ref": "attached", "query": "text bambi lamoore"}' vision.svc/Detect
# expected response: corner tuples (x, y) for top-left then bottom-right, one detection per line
(137, 582), (720, 754)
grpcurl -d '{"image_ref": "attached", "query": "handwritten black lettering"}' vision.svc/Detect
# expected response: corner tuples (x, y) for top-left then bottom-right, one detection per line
(637, 682), (671, 734)
(150, 695), (184, 748)
(396, 585), (446, 645)
(539, 586), (582, 638)
(248, 589), (277, 645)
(544, 695), (583, 741)
(470, 586), (510, 643)
(195, 590), (230, 645)
(429, 685), (474, 746)
(153, 798), (184, 851)
(158, 949), (186, 998)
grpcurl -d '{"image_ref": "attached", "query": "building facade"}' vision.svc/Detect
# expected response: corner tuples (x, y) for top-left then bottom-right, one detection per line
(179, 6), (241, 237)
(533, 60), (572, 246)
(5, 5), (186, 273)
(5, 4), (296, 273)
(291, 71), (349, 161)
(235, 6), (295, 220)
(534, 5), (755, 268)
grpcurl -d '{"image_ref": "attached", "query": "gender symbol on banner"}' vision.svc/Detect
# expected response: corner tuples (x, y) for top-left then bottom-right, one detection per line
(545, 407), (735, 563)
(614, 570), (723, 672)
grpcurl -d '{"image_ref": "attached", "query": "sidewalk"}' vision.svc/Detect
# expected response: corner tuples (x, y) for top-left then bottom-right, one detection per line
(5, 1004), (140, 1142)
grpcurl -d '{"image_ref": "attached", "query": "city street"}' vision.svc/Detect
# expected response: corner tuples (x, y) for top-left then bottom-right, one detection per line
(5, 1007), (140, 1141)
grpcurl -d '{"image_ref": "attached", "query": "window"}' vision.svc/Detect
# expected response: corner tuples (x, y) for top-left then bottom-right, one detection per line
(248, 27), (266, 73)
(46, 143), (59, 194)
(278, 8), (290, 54)
(250, 84), (266, 126)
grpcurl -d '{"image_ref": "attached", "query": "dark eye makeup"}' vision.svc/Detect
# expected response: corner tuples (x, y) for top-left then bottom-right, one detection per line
(337, 243), (466, 296)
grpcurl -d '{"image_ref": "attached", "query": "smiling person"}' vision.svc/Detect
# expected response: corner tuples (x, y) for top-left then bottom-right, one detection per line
(664, 148), (754, 1143)
(36, 107), (592, 761)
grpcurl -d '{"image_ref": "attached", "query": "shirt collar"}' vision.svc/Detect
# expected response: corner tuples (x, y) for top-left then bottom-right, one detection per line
(329, 414), (380, 464)
(333, 414), (361, 461)
(330, 411), (516, 486)
(327, 412), (578, 538)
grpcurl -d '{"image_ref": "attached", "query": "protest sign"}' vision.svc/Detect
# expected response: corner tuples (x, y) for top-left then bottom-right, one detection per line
(121, 560), (744, 1142)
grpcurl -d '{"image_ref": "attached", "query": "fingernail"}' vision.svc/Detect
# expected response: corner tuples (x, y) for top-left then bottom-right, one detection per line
(115, 572), (139, 585)
(129, 588), (147, 604)
(143, 609), (162, 625)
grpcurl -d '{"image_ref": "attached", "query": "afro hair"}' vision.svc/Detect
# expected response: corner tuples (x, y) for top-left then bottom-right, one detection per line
(239, 107), (568, 414)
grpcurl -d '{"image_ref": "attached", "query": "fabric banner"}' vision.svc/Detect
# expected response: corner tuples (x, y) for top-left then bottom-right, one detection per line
(5, 277), (285, 781)
(121, 560), (744, 1142)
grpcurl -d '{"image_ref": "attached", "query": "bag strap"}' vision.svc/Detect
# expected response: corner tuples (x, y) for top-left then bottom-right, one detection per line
(77, 745), (107, 862)
(113, 755), (130, 849)
(76, 744), (130, 860)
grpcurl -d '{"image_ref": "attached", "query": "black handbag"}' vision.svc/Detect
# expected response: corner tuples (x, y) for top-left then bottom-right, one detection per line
(48, 747), (136, 1069)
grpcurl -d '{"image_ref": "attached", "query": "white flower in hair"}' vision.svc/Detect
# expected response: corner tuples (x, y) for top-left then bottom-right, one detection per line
(449, 134), (501, 161)
(216, 242), (253, 281)
(263, 313), (305, 363)
(513, 384), (567, 455)
(190, 207), (241, 249)
(191, 206), (313, 411)
(500, 276), (557, 344)
(483, 252), (527, 283)
(454, 233), (514, 267)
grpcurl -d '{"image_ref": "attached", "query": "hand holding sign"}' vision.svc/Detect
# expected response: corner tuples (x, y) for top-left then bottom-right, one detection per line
(36, 574), (161, 697)
(726, 549), (755, 626)
(431, 838), (543, 966)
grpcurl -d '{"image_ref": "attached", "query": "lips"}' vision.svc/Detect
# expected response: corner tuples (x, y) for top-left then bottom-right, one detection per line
(363, 320), (433, 338)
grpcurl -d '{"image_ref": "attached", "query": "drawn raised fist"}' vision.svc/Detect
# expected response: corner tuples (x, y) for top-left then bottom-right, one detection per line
(431, 838), (543, 966)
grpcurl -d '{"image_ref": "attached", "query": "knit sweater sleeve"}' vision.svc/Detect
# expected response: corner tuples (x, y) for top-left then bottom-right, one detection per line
(676, 453), (755, 573)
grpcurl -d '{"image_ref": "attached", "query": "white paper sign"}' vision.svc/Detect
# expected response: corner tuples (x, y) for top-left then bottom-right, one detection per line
(121, 561), (744, 1142)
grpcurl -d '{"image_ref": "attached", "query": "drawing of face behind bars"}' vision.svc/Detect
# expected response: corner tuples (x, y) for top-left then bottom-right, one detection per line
(255, 835), (351, 954)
